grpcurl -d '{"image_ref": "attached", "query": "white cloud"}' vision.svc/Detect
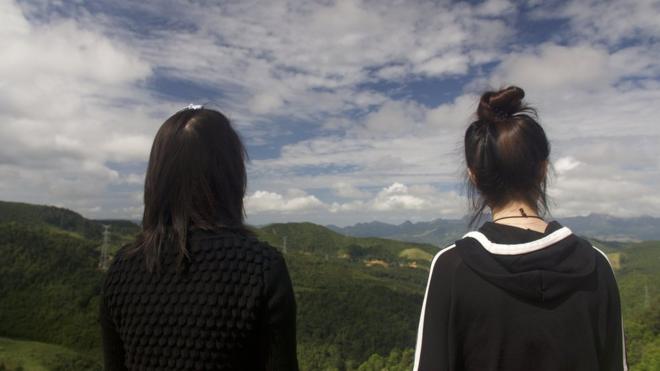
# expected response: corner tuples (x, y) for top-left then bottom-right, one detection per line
(375, 64), (409, 80)
(246, 182), (465, 225)
(249, 93), (285, 115)
(332, 182), (369, 199)
(117, 173), (145, 186)
(372, 183), (427, 211)
(0, 0), (164, 216)
(2, 0), (660, 225)
(609, 46), (660, 79)
(488, 42), (660, 217)
(554, 156), (581, 175)
(491, 44), (611, 91)
(415, 54), (470, 77)
(249, 36), (660, 221)
(552, 0), (660, 45)
(101, 135), (154, 162)
(425, 94), (477, 132)
(475, 0), (515, 17)
(246, 92), (477, 199)
(358, 100), (426, 137)
(108, 0), (513, 121)
(550, 176), (660, 218)
(491, 43), (660, 93)
(245, 190), (325, 213)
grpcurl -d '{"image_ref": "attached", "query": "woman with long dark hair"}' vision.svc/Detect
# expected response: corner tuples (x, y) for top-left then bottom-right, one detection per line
(414, 87), (627, 370)
(100, 107), (298, 370)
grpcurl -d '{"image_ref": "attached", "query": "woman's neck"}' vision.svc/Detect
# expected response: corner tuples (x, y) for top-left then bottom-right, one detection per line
(490, 201), (548, 233)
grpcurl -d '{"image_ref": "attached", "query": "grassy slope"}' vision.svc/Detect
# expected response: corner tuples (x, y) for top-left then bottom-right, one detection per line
(399, 247), (433, 261)
(0, 337), (100, 371)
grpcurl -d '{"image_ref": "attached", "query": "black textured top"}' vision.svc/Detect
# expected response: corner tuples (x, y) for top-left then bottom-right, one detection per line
(100, 230), (298, 371)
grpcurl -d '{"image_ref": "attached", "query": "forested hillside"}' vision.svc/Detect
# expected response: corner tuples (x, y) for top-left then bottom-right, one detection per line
(0, 202), (434, 370)
(0, 223), (104, 370)
(0, 201), (659, 370)
(0, 201), (140, 245)
(614, 241), (660, 369)
(0, 201), (105, 240)
(257, 222), (437, 265)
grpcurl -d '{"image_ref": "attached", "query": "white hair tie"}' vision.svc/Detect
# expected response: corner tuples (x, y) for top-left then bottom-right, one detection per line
(184, 103), (203, 110)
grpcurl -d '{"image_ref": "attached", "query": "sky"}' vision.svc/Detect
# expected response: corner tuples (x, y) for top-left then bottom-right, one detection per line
(1, 0), (659, 226)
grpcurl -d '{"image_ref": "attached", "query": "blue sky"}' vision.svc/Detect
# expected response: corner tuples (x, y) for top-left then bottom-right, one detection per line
(1, 0), (659, 225)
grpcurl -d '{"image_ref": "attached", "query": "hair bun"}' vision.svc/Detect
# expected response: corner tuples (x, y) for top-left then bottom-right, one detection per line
(477, 86), (525, 121)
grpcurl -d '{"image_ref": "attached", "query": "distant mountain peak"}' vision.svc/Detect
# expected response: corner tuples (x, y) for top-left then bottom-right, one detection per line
(331, 214), (660, 245)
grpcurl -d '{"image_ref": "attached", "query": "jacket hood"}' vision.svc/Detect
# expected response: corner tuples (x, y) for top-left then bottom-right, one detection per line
(455, 221), (597, 302)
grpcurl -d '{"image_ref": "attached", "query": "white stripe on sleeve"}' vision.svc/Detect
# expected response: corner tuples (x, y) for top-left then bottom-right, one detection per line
(413, 245), (456, 371)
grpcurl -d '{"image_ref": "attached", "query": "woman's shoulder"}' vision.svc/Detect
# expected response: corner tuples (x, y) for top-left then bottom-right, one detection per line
(192, 229), (284, 265)
(192, 231), (289, 289)
(105, 242), (138, 274)
(427, 244), (463, 276)
(107, 230), (284, 273)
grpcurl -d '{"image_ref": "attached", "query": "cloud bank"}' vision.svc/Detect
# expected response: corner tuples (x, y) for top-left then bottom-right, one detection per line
(1, 0), (659, 225)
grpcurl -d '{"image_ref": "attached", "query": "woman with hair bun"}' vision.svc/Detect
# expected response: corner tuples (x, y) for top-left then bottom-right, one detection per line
(414, 87), (627, 371)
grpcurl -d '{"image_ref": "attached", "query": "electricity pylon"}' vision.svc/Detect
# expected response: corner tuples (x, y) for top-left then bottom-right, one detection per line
(99, 225), (111, 270)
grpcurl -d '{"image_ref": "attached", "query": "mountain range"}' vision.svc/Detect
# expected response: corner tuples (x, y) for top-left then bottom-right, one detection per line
(328, 214), (660, 246)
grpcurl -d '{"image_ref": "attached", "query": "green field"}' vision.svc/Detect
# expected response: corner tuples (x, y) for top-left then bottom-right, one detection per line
(398, 247), (433, 262)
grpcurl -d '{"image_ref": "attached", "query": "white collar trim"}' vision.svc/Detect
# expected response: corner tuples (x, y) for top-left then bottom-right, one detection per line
(463, 227), (573, 255)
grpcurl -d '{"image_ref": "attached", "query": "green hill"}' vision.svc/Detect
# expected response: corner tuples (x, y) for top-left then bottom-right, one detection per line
(287, 251), (426, 369)
(0, 203), (436, 370)
(0, 201), (140, 247)
(257, 222), (437, 265)
(614, 241), (660, 368)
(258, 223), (436, 368)
(0, 201), (103, 240)
(254, 223), (439, 368)
(0, 223), (104, 355)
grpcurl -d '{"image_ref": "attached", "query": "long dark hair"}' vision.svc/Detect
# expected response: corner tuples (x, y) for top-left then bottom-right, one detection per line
(129, 107), (248, 272)
(464, 86), (550, 226)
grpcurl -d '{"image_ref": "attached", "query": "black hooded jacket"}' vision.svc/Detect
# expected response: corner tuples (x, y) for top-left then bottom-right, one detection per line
(414, 221), (627, 371)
